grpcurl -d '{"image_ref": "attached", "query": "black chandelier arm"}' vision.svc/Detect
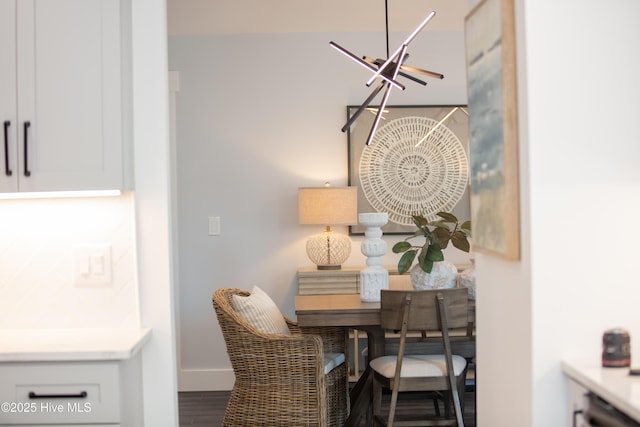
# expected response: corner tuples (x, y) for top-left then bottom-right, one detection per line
(397, 70), (428, 86)
(341, 81), (386, 133)
(330, 41), (378, 73)
(366, 83), (393, 146)
(366, 11), (436, 87)
(400, 64), (444, 80)
(365, 44), (407, 146)
(364, 57), (428, 86)
(330, 41), (405, 91)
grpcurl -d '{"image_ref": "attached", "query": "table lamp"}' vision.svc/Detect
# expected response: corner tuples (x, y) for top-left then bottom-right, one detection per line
(298, 185), (358, 270)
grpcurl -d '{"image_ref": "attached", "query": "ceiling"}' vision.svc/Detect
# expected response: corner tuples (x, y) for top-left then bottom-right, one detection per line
(167, 0), (470, 36)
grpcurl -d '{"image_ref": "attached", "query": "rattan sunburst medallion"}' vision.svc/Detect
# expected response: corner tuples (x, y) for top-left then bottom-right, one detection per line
(359, 116), (468, 226)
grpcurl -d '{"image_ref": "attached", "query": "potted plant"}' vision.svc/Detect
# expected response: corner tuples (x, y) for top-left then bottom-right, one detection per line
(392, 212), (471, 290)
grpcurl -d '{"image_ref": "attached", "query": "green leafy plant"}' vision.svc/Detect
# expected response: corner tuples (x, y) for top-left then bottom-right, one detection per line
(392, 212), (471, 275)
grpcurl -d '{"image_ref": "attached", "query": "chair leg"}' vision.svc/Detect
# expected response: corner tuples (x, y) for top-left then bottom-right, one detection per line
(456, 374), (467, 415)
(387, 384), (400, 427)
(443, 391), (452, 418)
(452, 389), (464, 427)
(454, 375), (466, 426)
(372, 378), (382, 423)
(438, 381), (466, 426)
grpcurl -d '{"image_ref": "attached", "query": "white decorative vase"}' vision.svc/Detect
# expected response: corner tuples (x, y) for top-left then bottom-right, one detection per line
(359, 213), (389, 302)
(410, 261), (457, 290)
(459, 258), (476, 300)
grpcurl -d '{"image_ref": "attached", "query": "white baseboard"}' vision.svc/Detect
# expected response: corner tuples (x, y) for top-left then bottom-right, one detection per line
(178, 368), (235, 391)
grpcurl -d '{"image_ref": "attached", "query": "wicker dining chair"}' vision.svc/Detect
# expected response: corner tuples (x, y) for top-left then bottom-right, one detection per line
(212, 288), (349, 426)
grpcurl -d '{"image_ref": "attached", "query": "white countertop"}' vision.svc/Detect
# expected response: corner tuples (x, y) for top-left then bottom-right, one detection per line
(0, 328), (151, 362)
(563, 359), (640, 423)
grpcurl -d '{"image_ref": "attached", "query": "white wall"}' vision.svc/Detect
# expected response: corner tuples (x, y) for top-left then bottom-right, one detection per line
(0, 193), (139, 328)
(476, 0), (640, 426)
(168, 28), (472, 389)
(131, 0), (179, 425)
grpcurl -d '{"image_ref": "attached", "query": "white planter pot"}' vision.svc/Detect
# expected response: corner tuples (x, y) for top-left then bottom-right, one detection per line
(458, 260), (476, 300)
(409, 261), (457, 290)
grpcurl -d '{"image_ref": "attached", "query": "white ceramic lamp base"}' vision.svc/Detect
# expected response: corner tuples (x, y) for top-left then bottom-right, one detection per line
(306, 229), (351, 270)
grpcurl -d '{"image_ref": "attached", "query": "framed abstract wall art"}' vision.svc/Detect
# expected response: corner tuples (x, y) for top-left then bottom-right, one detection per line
(347, 105), (470, 235)
(465, 0), (520, 259)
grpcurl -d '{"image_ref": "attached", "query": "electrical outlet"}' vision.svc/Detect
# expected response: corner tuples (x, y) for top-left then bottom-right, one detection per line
(73, 244), (112, 286)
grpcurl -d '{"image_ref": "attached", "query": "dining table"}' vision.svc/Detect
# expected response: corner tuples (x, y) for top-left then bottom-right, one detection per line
(294, 277), (475, 427)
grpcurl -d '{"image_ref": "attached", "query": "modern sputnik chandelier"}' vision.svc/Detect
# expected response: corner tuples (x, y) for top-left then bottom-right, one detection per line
(330, 1), (443, 146)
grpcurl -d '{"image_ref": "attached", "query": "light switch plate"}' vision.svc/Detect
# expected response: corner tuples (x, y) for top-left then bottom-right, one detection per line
(73, 244), (112, 287)
(208, 216), (221, 236)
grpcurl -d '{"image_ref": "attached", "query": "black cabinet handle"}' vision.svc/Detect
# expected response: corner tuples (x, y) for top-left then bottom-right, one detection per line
(3, 120), (11, 176)
(28, 391), (88, 399)
(573, 409), (583, 427)
(23, 121), (30, 177)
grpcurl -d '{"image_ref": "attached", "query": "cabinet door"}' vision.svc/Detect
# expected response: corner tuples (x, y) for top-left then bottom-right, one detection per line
(16, 0), (124, 192)
(568, 379), (588, 427)
(0, 0), (18, 192)
(0, 361), (120, 425)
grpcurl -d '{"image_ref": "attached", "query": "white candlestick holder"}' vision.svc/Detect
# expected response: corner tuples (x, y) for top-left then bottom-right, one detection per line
(359, 212), (389, 302)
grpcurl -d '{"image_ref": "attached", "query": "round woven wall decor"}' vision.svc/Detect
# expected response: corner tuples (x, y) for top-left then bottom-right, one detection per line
(359, 116), (469, 226)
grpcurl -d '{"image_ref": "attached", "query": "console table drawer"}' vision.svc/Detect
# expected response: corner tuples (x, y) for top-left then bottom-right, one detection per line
(0, 362), (119, 425)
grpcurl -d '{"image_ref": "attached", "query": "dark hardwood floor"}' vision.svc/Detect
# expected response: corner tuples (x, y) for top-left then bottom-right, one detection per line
(178, 388), (476, 426)
(178, 390), (228, 426)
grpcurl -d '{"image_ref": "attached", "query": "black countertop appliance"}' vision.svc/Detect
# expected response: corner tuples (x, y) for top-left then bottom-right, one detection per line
(602, 328), (631, 368)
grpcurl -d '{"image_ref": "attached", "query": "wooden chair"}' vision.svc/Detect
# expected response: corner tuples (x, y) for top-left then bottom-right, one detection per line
(370, 288), (469, 426)
(212, 288), (349, 426)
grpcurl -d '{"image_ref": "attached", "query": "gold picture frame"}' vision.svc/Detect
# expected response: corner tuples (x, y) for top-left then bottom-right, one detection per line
(465, 0), (520, 260)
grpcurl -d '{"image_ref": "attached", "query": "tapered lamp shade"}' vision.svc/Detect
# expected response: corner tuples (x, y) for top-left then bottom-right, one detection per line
(298, 187), (358, 269)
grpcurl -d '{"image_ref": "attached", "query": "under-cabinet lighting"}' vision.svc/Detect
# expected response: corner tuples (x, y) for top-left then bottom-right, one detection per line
(0, 190), (121, 200)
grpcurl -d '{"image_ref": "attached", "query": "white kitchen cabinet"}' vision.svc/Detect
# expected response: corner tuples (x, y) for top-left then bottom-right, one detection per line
(0, 358), (141, 426)
(0, 328), (149, 426)
(568, 378), (588, 427)
(0, 0), (132, 193)
(563, 359), (640, 426)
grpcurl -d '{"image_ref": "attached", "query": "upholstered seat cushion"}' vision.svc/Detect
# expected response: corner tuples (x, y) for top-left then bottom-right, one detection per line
(370, 354), (467, 378)
(231, 286), (291, 335)
(324, 352), (346, 375)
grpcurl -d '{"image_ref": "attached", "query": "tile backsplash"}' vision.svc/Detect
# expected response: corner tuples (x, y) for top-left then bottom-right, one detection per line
(0, 192), (139, 328)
